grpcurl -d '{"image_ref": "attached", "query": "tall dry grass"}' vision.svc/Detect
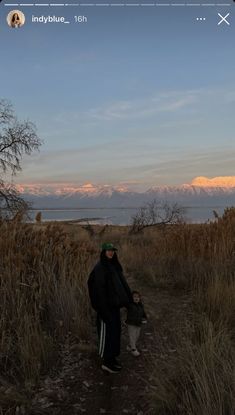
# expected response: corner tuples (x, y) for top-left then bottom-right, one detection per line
(0, 221), (98, 412)
(0, 208), (235, 414)
(119, 208), (235, 415)
(151, 317), (234, 415)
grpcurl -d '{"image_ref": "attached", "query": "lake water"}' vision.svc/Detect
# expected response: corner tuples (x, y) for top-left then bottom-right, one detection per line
(28, 206), (227, 225)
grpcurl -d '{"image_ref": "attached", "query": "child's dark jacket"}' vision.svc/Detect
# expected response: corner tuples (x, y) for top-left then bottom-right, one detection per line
(126, 302), (147, 327)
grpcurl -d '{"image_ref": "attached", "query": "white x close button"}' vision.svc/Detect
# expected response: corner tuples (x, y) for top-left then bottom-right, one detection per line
(218, 13), (230, 26)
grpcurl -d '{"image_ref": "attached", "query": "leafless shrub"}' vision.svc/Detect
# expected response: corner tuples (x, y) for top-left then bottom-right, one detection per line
(130, 199), (185, 233)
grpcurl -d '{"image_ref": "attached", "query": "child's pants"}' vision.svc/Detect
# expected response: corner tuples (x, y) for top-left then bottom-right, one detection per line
(128, 324), (141, 350)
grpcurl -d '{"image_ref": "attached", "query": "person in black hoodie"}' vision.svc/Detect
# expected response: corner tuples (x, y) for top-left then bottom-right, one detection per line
(126, 290), (147, 357)
(88, 242), (132, 373)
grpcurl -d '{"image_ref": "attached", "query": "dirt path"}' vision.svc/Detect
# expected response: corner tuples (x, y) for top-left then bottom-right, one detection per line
(31, 277), (193, 415)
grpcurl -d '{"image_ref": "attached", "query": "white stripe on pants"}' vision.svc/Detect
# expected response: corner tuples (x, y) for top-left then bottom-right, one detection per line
(128, 325), (141, 350)
(99, 319), (106, 358)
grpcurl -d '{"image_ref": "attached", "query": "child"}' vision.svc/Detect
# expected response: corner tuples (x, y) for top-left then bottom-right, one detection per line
(126, 290), (147, 357)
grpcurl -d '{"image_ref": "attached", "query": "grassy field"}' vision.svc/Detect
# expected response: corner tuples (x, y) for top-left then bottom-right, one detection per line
(0, 209), (234, 414)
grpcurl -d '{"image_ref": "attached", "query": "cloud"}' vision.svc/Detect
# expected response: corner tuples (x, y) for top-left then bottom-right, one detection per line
(15, 143), (235, 189)
(53, 89), (201, 127)
(52, 86), (235, 131)
(11, 85), (235, 188)
(41, 86), (235, 150)
(78, 90), (199, 122)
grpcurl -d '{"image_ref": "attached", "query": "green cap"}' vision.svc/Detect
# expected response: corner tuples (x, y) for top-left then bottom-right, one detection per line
(101, 242), (118, 251)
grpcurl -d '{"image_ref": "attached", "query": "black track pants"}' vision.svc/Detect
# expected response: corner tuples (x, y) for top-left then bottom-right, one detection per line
(97, 308), (121, 364)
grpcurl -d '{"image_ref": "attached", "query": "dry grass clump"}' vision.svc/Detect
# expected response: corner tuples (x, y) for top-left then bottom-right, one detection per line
(119, 208), (235, 289)
(0, 222), (97, 391)
(197, 272), (235, 332)
(151, 317), (234, 415)
(128, 209), (235, 415)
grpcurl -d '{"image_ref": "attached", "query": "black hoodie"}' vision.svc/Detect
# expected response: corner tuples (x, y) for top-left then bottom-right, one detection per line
(88, 251), (132, 323)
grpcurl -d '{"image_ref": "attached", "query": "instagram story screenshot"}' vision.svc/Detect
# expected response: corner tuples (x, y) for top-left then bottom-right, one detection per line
(0, 0), (234, 414)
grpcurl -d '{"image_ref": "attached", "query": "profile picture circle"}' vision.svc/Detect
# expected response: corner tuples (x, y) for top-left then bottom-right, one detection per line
(7, 10), (25, 28)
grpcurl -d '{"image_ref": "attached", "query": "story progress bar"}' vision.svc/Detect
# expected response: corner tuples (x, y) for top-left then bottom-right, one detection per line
(3, 2), (233, 7)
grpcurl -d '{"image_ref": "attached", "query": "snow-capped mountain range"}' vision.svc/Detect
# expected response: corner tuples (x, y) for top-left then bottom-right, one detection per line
(16, 177), (235, 209)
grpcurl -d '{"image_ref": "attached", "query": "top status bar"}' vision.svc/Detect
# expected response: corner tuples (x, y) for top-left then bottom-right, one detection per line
(2, 1), (233, 7)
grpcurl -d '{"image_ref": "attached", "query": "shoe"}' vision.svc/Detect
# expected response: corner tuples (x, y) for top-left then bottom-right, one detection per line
(131, 349), (140, 357)
(113, 358), (122, 369)
(126, 345), (132, 351)
(101, 363), (121, 373)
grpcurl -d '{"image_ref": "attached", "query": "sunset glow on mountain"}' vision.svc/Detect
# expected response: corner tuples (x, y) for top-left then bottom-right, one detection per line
(15, 182), (130, 196)
(191, 177), (235, 188)
(15, 177), (235, 196)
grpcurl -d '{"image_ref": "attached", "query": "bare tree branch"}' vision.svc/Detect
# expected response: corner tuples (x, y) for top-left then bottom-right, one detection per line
(0, 100), (14, 125)
(130, 199), (185, 233)
(0, 118), (42, 175)
(0, 180), (30, 220)
(0, 99), (42, 219)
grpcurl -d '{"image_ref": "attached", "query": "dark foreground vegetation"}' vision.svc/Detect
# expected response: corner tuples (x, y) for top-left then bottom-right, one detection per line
(0, 208), (234, 414)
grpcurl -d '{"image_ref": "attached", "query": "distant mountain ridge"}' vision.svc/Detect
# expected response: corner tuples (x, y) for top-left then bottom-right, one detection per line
(16, 176), (235, 209)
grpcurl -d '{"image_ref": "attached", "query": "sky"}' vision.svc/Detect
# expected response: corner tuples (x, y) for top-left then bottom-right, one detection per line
(0, 1), (235, 191)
